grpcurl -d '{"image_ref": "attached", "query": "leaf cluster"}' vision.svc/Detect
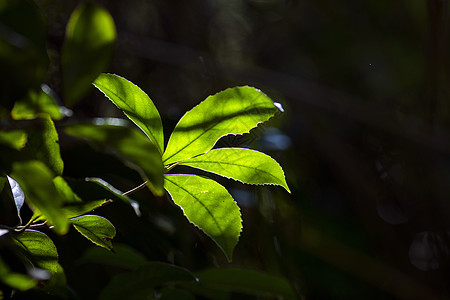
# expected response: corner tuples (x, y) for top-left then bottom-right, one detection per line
(0, 0), (294, 299)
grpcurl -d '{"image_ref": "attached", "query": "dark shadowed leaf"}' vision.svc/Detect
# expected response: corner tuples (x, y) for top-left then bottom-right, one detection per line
(163, 86), (280, 165)
(77, 243), (147, 269)
(71, 215), (116, 251)
(99, 262), (196, 300)
(62, 2), (116, 107)
(164, 174), (242, 262)
(180, 147), (290, 192)
(194, 268), (297, 299)
(11, 161), (68, 234)
(65, 122), (164, 196)
(0, 257), (36, 291)
(13, 230), (59, 274)
(0, 0), (49, 110)
(94, 73), (164, 153)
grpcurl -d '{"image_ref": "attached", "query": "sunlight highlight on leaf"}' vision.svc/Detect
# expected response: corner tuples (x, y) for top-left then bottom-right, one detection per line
(179, 148), (290, 193)
(163, 86), (280, 165)
(164, 174), (242, 262)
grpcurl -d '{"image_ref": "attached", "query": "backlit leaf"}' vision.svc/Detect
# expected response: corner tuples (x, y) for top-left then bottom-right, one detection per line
(164, 174), (242, 262)
(62, 2), (116, 107)
(11, 161), (68, 234)
(180, 148), (290, 192)
(14, 230), (59, 274)
(12, 85), (64, 120)
(99, 262), (196, 300)
(71, 215), (116, 251)
(94, 73), (164, 154)
(163, 86), (280, 165)
(24, 115), (64, 176)
(0, 130), (27, 150)
(65, 122), (164, 196)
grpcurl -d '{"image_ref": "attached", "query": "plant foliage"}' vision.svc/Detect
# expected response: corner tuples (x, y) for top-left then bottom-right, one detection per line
(0, 1), (294, 298)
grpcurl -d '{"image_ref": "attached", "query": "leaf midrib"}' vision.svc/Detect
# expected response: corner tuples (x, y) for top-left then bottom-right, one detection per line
(164, 176), (225, 239)
(94, 82), (162, 154)
(182, 159), (282, 183)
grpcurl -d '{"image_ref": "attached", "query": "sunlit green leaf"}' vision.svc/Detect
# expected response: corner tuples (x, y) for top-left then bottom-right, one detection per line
(12, 85), (64, 120)
(180, 147), (290, 192)
(0, 130), (27, 150)
(24, 116), (64, 176)
(14, 229), (59, 274)
(193, 268), (297, 299)
(11, 161), (68, 234)
(65, 122), (165, 196)
(94, 74), (164, 154)
(163, 86), (280, 165)
(164, 174), (242, 262)
(71, 215), (116, 251)
(99, 262), (196, 300)
(54, 176), (108, 219)
(62, 2), (116, 107)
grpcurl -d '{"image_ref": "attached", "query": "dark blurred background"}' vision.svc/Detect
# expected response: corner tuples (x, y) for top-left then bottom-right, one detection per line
(35, 0), (450, 299)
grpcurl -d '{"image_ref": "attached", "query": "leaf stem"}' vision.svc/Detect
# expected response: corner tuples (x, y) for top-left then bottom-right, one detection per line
(122, 181), (148, 195)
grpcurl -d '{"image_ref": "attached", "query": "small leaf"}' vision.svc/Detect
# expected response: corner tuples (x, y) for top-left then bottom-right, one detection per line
(180, 147), (290, 192)
(93, 74), (164, 154)
(71, 215), (116, 251)
(12, 85), (65, 120)
(193, 268), (297, 299)
(11, 161), (68, 234)
(164, 174), (242, 262)
(0, 130), (27, 150)
(13, 229), (59, 274)
(163, 86), (280, 165)
(24, 115), (64, 176)
(65, 122), (164, 196)
(62, 2), (116, 107)
(7, 175), (25, 216)
(99, 262), (196, 300)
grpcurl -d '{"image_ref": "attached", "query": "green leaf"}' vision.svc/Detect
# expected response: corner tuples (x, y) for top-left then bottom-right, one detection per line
(98, 262), (196, 300)
(0, 256), (36, 291)
(164, 174), (242, 262)
(24, 115), (64, 176)
(194, 268), (297, 299)
(54, 176), (108, 219)
(62, 2), (116, 107)
(65, 122), (165, 196)
(0, 130), (27, 150)
(77, 243), (147, 270)
(163, 86), (280, 165)
(180, 147), (290, 192)
(12, 85), (64, 120)
(11, 161), (69, 234)
(71, 215), (116, 251)
(13, 230), (59, 274)
(0, 0), (49, 110)
(93, 74), (164, 154)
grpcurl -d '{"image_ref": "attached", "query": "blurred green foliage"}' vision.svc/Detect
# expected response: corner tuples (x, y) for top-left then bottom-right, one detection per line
(2, 0), (450, 299)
